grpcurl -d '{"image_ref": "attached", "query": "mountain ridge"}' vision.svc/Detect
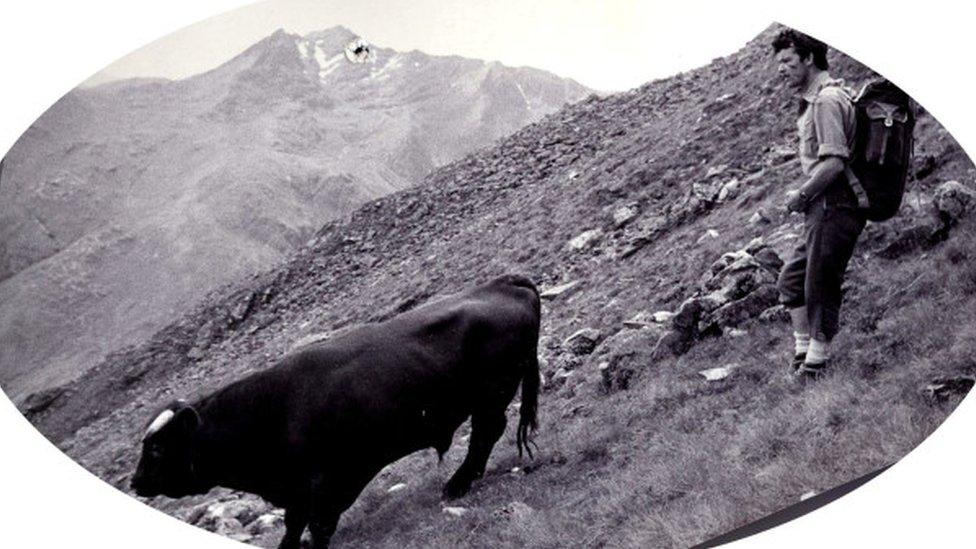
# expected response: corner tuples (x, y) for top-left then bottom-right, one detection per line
(0, 26), (590, 398)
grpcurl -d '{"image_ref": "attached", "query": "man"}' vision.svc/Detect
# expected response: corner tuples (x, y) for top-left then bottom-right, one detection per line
(772, 29), (866, 378)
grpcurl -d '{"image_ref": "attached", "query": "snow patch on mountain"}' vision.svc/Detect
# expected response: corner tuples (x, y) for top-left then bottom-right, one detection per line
(371, 53), (403, 81)
(316, 51), (344, 81)
(514, 80), (531, 111)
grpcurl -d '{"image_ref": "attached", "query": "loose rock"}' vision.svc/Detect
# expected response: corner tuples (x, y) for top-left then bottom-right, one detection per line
(934, 180), (976, 225)
(612, 204), (639, 228)
(718, 178), (740, 201)
(699, 364), (737, 381)
(563, 328), (603, 356)
(924, 376), (975, 400)
(246, 511), (285, 536)
(567, 229), (604, 251)
(749, 210), (770, 225)
(540, 280), (581, 300)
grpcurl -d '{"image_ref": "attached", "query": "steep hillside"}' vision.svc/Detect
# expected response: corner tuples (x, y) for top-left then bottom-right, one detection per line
(0, 26), (588, 399)
(22, 25), (976, 547)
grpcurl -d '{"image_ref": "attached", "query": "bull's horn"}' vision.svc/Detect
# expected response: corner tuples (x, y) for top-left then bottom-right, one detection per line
(146, 409), (175, 436)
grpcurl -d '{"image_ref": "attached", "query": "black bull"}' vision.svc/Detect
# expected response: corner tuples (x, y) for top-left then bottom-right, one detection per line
(131, 274), (541, 548)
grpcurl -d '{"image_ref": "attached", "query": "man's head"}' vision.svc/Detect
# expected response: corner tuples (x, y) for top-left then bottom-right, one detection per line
(772, 29), (829, 90)
(130, 400), (204, 498)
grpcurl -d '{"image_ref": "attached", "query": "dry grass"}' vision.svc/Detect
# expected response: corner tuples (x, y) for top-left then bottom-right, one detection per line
(241, 217), (976, 549)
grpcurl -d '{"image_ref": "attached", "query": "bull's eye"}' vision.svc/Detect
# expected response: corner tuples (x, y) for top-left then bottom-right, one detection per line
(146, 442), (163, 458)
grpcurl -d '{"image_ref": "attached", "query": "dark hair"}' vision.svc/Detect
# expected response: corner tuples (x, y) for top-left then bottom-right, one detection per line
(771, 29), (829, 70)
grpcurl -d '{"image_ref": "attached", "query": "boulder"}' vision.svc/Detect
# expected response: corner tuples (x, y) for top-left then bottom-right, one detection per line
(703, 286), (780, 330)
(612, 204), (639, 228)
(705, 164), (728, 178)
(652, 311), (674, 324)
(749, 209), (771, 225)
(212, 518), (249, 542)
(923, 376), (975, 400)
(566, 229), (604, 251)
(700, 290), (731, 312)
(196, 498), (269, 530)
(672, 298), (703, 333)
(726, 253), (762, 273)
(594, 327), (664, 392)
(697, 229), (720, 243)
(699, 364), (738, 381)
(550, 353), (584, 373)
(246, 512), (286, 537)
(934, 180), (976, 225)
(19, 386), (67, 417)
(718, 178), (741, 201)
(759, 304), (791, 323)
(744, 237), (766, 254)
(876, 219), (943, 260)
(622, 311), (657, 328)
(540, 280), (581, 300)
(563, 328), (603, 356)
(768, 145), (796, 163)
(546, 367), (575, 392)
(651, 329), (693, 362)
(754, 247), (784, 272)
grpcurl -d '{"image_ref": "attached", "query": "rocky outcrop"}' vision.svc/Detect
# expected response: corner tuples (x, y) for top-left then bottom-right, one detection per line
(877, 180), (976, 260)
(643, 237), (783, 364)
(181, 496), (275, 543)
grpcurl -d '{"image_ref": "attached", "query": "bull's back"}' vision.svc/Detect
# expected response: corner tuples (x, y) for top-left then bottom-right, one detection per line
(274, 276), (540, 453)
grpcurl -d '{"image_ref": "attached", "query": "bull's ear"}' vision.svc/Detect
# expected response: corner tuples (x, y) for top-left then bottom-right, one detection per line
(174, 405), (201, 434)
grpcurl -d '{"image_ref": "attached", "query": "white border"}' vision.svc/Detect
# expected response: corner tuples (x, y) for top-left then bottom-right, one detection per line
(1, 1), (974, 547)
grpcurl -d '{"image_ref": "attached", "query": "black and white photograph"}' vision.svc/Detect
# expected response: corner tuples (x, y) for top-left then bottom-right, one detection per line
(2, 1), (975, 547)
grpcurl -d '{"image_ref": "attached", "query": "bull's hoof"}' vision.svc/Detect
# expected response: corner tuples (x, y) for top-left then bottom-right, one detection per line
(441, 479), (471, 500)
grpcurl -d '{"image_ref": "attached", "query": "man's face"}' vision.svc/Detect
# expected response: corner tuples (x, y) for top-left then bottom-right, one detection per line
(775, 48), (811, 91)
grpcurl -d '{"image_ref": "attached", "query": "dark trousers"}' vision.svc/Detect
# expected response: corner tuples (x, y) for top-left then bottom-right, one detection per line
(777, 195), (866, 342)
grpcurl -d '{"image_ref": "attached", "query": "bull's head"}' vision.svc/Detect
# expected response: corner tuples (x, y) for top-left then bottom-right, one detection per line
(130, 400), (204, 498)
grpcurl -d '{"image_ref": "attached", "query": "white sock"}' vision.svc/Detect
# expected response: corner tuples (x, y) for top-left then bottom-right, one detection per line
(793, 332), (810, 355)
(806, 339), (829, 364)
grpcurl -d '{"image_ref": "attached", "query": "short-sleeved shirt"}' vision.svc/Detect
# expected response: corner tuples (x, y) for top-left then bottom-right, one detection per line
(797, 71), (856, 175)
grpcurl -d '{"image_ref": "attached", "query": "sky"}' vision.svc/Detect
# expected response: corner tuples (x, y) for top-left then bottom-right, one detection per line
(82, 0), (768, 92)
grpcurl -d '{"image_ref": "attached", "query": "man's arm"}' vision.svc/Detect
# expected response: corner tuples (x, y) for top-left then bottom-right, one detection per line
(786, 157), (845, 212)
(800, 155), (845, 197)
(786, 91), (851, 211)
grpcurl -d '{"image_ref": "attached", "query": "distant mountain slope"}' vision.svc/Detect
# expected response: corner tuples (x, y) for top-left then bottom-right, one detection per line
(23, 25), (976, 548)
(0, 26), (589, 398)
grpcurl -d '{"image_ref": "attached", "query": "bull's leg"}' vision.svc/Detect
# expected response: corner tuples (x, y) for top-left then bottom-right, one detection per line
(443, 409), (507, 499)
(307, 471), (373, 549)
(306, 509), (340, 549)
(277, 505), (309, 549)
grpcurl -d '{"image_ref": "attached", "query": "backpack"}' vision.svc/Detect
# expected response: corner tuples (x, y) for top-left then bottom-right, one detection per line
(845, 79), (917, 221)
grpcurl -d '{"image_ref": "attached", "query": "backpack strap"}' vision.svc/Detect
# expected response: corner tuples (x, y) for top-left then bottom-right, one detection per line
(843, 165), (871, 209)
(818, 82), (871, 211)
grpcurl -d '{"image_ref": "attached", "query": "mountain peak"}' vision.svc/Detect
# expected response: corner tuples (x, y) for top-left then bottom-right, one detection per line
(300, 26), (361, 53)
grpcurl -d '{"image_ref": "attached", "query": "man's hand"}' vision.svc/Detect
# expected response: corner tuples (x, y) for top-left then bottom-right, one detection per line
(785, 189), (809, 213)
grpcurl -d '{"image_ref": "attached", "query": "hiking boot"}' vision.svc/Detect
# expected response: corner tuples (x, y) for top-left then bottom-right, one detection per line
(796, 361), (828, 379)
(790, 352), (806, 372)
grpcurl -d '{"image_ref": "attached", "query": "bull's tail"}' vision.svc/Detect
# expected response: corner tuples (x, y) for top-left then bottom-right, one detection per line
(516, 354), (540, 459)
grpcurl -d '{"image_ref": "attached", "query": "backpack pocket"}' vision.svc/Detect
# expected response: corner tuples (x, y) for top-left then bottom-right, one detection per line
(863, 102), (910, 167)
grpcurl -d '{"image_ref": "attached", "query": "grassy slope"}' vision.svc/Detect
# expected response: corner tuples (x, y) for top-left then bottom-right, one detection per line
(25, 25), (976, 548)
